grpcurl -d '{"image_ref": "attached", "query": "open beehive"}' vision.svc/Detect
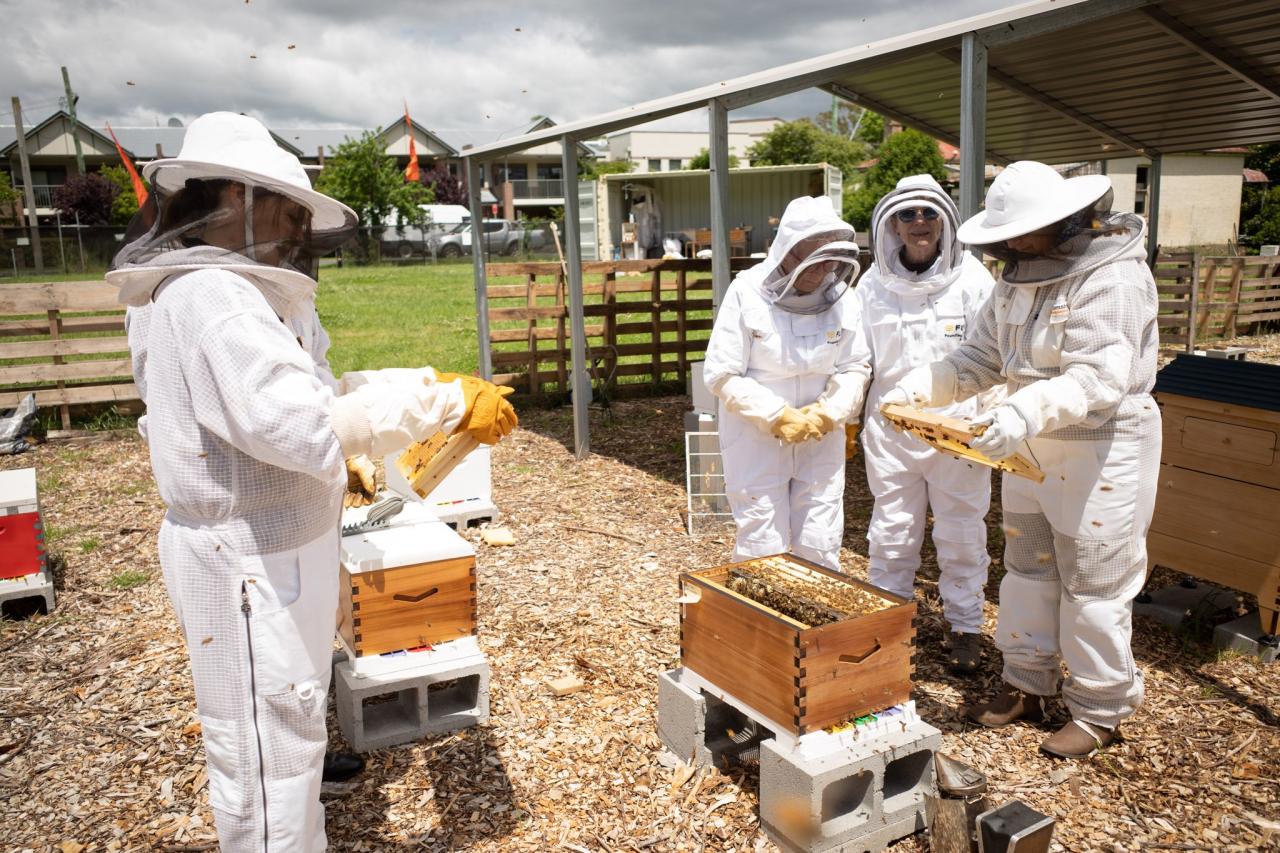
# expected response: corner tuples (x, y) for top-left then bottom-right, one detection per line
(881, 403), (1044, 483)
(679, 554), (915, 735)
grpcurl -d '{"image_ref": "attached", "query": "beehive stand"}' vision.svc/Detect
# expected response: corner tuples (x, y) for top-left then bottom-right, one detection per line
(663, 554), (937, 852)
(880, 404), (1045, 483)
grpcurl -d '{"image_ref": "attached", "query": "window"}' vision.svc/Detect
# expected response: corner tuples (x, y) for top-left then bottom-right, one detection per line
(496, 163), (527, 182)
(483, 220), (505, 233)
(669, 159), (682, 171)
(1134, 165), (1149, 215)
(647, 158), (662, 172)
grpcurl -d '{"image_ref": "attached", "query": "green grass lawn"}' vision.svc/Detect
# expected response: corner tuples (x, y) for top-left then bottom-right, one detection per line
(316, 261), (482, 376)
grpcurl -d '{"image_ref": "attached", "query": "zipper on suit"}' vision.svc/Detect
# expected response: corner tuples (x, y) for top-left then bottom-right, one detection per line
(241, 581), (270, 850)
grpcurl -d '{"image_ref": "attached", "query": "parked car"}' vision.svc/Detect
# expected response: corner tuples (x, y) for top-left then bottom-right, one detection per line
(430, 219), (547, 258)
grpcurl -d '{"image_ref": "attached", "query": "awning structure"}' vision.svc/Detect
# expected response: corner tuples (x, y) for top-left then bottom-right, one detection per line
(461, 0), (1280, 458)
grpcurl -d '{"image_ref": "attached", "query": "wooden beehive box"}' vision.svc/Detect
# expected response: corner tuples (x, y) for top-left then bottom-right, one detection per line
(337, 516), (477, 658)
(1150, 354), (1280, 637)
(679, 554), (915, 735)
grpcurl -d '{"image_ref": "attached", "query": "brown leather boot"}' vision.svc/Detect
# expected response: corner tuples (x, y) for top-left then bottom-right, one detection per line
(964, 685), (1046, 728)
(946, 631), (983, 674)
(1040, 720), (1118, 759)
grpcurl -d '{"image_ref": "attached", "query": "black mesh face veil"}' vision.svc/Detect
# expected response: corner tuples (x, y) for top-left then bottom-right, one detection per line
(111, 177), (355, 282)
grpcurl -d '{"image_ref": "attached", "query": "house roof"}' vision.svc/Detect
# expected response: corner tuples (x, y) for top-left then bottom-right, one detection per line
(462, 0), (1280, 165)
(1243, 167), (1271, 183)
(0, 110), (123, 159)
(1154, 352), (1280, 412)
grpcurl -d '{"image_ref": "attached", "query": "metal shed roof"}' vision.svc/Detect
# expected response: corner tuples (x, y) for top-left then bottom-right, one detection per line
(461, 0), (1280, 164)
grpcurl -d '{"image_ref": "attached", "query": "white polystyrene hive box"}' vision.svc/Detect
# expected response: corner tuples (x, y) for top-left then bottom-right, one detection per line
(340, 515), (475, 575)
(0, 468), (38, 515)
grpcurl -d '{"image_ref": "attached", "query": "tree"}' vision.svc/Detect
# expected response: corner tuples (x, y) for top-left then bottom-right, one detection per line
(99, 164), (146, 226)
(0, 171), (18, 224)
(843, 128), (947, 229)
(315, 130), (433, 235)
(812, 103), (883, 148)
(1238, 143), (1280, 248)
(745, 119), (868, 175)
(685, 148), (740, 170)
(421, 163), (466, 205)
(52, 173), (119, 226)
(580, 158), (634, 180)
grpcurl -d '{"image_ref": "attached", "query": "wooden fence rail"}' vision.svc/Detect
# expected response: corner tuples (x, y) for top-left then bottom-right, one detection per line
(485, 258), (756, 395)
(0, 280), (135, 427)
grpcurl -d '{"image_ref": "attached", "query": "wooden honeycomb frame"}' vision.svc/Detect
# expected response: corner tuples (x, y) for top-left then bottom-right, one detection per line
(881, 404), (1045, 483)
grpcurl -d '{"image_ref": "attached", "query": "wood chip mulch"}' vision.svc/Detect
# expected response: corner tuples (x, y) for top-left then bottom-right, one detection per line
(1, 389), (1278, 852)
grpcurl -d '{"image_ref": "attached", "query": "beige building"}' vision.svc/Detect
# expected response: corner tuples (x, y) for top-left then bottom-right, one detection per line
(478, 117), (593, 217)
(1105, 150), (1246, 250)
(605, 118), (782, 172)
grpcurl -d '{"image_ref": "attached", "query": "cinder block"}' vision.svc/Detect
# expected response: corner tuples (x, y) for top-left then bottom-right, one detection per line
(1214, 612), (1280, 663)
(335, 657), (489, 753)
(658, 668), (777, 769)
(763, 810), (923, 853)
(657, 668), (709, 765)
(760, 722), (940, 853)
(0, 569), (54, 617)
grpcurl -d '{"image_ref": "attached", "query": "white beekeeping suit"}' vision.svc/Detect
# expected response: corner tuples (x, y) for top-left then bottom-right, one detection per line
(855, 175), (997, 643)
(704, 196), (871, 570)
(892, 161), (1160, 758)
(107, 112), (497, 851)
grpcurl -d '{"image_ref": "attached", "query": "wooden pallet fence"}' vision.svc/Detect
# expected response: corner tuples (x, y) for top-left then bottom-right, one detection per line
(1153, 251), (1198, 352)
(485, 259), (754, 394)
(1193, 255), (1280, 340)
(0, 280), (135, 428)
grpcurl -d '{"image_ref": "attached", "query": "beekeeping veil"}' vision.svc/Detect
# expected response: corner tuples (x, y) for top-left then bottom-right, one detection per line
(757, 196), (860, 315)
(869, 174), (963, 296)
(107, 112), (357, 314)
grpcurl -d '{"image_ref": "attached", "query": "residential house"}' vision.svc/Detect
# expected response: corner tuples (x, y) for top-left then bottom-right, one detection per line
(605, 117), (783, 172)
(1104, 150), (1246, 249)
(482, 116), (593, 219)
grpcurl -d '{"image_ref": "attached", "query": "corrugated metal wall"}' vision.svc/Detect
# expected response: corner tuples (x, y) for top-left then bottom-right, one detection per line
(601, 167), (834, 258)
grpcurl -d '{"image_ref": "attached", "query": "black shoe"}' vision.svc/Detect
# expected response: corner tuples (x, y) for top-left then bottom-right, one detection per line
(322, 750), (365, 783)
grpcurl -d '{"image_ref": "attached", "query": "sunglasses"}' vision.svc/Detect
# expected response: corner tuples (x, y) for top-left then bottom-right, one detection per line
(893, 207), (941, 223)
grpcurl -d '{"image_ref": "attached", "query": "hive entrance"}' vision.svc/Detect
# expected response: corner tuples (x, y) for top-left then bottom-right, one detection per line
(723, 557), (892, 627)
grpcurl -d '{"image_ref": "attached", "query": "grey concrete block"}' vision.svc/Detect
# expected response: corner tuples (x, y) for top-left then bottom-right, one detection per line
(762, 809), (924, 853)
(760, 740), (882, 853)
(1214, 612), (1280, 663)
(0, 570), (54, 617)
(879, 725), (942, 827)
(335, 658), (489, 753)
(657, 668), (710, 766)
(760, 723), (940, 853)
(1133, 581), (1236, 631)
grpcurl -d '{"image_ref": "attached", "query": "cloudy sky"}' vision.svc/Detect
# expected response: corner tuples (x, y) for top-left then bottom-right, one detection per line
(2, 0), (1009, 147)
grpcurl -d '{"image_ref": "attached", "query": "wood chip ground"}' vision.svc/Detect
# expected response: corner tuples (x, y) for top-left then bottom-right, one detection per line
(2, 353), (1279, 850)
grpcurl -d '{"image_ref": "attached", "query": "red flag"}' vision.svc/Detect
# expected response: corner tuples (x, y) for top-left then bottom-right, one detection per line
(403, 101), (420, 183)
(105, 122), (149, 206)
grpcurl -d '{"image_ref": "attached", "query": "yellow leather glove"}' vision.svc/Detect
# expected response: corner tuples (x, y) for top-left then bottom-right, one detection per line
(435, 372), (519, 445)
(845, 422), (860, 460)
(344, 454), (376, 508)
(770, 406), (821, 444)
(799, 403), (837, 437)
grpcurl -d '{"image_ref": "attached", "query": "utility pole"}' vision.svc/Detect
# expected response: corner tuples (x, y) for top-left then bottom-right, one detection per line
(61, 66), (85, 175)
(11, 97), (44, 273)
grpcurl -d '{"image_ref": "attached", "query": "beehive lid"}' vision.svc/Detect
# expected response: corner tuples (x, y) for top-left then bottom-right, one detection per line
(341, 515), (474, 573)
(1155, 354), (1280, 413)
(0, 468), (38, 510)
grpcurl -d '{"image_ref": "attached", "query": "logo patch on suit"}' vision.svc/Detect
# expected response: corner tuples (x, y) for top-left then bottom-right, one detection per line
(825, 329), (843, 344)
(942, 321), (965, 340)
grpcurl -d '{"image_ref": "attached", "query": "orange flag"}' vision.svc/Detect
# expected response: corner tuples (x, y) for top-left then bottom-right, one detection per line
(105, 122), (149, 206)
(403, 101), (420, 183)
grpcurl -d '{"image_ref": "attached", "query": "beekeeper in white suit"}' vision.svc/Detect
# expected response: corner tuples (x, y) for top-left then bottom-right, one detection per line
(704, 196), (871, 570)
(855, 175), (997, 674)
(887, 161), (1159, 759)
(109, 112), (516, 850)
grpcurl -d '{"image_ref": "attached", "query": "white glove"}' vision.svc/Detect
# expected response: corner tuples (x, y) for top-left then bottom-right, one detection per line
(969, 406), (1030, 461)
(330, 378), (465, 458)
(890, 364), (949, 408)
(879, 387), (910, 409)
